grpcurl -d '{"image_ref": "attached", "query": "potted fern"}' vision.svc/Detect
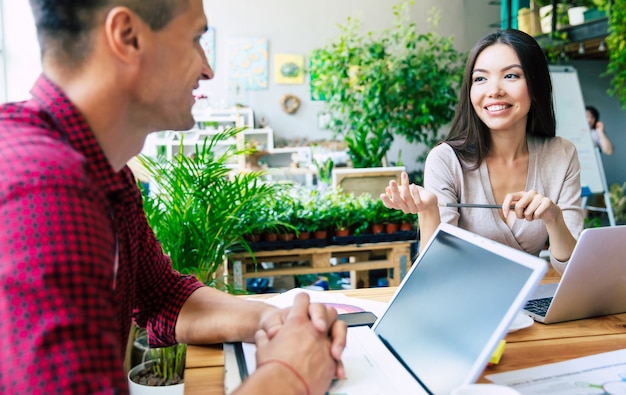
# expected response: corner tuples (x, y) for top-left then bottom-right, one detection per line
(139, 127), (290, 286)
(132, 128), (291, 392)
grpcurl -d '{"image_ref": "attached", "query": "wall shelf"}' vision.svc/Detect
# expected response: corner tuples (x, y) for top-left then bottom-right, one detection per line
(535, 17), (609, 60)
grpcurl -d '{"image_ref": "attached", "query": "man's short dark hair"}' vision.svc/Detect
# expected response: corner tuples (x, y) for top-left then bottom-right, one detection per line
(586, 105), (600, 122)
(29, 0), (184, 68)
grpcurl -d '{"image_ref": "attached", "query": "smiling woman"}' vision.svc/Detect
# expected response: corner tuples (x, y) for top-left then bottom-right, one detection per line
(381, 29), (583, 275)
(469, 44), (531, 138)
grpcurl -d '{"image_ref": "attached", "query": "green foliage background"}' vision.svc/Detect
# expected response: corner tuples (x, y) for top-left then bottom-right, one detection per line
(309, 0), (466, 168)
(606, 0), (626, 108)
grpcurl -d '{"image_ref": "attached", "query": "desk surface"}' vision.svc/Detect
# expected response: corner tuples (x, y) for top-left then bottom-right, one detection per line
(184, 268), (626, 394)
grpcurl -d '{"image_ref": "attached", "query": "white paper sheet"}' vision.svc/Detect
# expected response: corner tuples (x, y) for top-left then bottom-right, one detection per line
(248, 288), (388, 317)
(240, 289), (426, 395)
(487, 348), (626, 394)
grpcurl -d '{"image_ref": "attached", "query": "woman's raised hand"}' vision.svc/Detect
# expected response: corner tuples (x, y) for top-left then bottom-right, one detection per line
(380, 171), (438, 214)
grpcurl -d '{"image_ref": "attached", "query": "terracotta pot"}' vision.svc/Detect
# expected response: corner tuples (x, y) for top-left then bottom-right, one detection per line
(372, 223), (385, 235)
(263, 232), (278, 242)
(313, 230), (328, 239)
(335, 228), (350, 237)
(385, 222), (399, 234)
(297, 231), (310, 240)
(244, 233), (262, 243)
(400, 222), (414, 231)
(278, 232), (295, 241)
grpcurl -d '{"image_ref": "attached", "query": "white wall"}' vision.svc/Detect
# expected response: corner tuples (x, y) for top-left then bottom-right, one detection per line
(2, 0), (39, 102)
(4, 2), (624, 184)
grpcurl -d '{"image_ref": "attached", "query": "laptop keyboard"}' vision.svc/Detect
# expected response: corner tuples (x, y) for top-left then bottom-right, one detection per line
(524, 297), (553, 316)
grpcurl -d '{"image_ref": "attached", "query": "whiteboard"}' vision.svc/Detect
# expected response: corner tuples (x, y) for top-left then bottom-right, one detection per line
(550, 66), (604, 194)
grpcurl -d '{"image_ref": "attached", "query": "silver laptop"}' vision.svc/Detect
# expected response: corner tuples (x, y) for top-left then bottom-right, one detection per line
(224, 223), (547, 395)
(522, 225), (626, 324)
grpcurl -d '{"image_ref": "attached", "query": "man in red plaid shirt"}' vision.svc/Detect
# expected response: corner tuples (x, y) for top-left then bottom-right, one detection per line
(0, 1), (346, 394)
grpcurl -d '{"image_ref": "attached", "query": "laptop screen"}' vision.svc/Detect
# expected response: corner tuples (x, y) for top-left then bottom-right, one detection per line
(374, 225), (540, 394)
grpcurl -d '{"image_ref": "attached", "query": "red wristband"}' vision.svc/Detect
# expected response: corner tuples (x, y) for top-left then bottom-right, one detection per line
(258, 359), (311, 395)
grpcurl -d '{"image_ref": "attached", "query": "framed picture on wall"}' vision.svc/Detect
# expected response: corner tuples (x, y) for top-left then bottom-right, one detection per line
(227, 37), (269, 91)
(274, 54), (304, 84)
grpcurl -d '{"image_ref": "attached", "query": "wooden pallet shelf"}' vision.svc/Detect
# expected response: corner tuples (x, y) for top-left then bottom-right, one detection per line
(227, 240), (415, 291)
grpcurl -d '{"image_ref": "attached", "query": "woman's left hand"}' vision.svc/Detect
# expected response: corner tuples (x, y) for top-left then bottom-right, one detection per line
(502, 190), (561, 225)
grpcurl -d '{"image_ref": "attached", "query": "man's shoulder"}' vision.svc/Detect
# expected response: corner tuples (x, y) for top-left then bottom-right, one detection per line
(0, 104), (87, 188)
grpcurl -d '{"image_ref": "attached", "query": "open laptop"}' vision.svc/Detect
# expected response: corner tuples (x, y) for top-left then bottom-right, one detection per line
(522, 225), (626, 324)
(224, 223), (547, 395)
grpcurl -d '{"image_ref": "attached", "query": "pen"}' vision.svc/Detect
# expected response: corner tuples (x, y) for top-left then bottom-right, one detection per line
(439, 203), (512, 209)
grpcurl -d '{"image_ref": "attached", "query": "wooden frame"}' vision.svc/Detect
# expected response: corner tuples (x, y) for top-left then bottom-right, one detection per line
(332, 166), (405, 197)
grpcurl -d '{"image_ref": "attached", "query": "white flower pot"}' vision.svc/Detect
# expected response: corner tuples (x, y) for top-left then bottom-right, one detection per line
(539, 5), (553, 33)
(128, 361), (185, 395)
(568, 6), (588, 26)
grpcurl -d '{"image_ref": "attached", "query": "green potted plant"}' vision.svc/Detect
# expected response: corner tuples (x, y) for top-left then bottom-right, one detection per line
(310, 190), (334, 239)
(361, 198), (391, 234)
(292, 200), (316, 240)
(313, 156), (334, 191)
(242, 204), (272, 243)
(309, 0), (465, 168)
(139, 127), (290, 286)
(269, 191), (298, 241)
(351, 194), (377, 236)
(134, 128), (292, 392)
(128, 341), (186, 394)
(398, 210), (418, 231)
(325, 189), (366, 236)
(385, 208), (406, 234)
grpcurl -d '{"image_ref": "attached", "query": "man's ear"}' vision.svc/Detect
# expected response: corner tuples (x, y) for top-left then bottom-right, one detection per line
(103, 7), (145, 64)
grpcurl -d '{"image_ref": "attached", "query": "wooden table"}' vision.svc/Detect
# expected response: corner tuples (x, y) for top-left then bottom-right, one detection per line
(184, 268), (626, 394)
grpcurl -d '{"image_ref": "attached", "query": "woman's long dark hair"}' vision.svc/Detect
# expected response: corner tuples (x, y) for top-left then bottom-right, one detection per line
(444, 29), (556, 169)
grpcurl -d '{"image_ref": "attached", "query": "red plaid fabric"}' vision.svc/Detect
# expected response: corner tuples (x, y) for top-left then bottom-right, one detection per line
(0, 75), (203, 394)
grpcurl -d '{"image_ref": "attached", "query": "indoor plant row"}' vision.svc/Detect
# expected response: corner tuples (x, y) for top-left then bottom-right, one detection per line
(240, 186), (418, 250)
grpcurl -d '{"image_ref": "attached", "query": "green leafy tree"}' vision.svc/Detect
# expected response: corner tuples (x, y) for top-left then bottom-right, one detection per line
(310, 0), (465, 167)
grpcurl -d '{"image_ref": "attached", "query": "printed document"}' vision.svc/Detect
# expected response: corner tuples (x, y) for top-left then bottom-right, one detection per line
(487, 348), (626, 394)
